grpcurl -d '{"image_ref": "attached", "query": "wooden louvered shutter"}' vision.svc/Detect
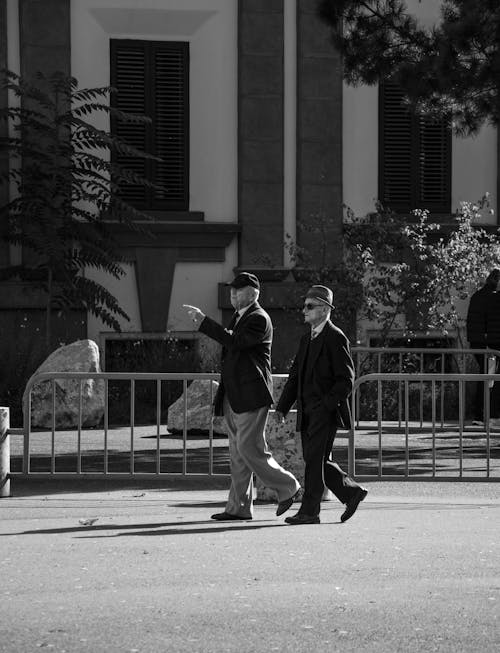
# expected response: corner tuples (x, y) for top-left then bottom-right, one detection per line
(379, 81), (413, 211)
(152, 44), (189, 208)
(111, 41), (148, 207)
(379, 81), (451, 215)
(417, 116), (451, 212)
(110, 40), (189, 212)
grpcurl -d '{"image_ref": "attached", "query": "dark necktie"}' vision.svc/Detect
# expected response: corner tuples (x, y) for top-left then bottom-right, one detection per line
(228, 311), (239, 330)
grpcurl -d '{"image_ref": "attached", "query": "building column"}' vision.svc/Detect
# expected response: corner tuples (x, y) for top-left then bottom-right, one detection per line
(19, 0), (70, 80)
(0, 0), (9, 266)
(296, 0), (343, 266)
(19, 0), (71, 272)
(238, 0), (285, 268)
(497, 130), (500, 225)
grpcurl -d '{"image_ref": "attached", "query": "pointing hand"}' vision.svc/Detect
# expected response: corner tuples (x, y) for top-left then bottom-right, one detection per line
(183, 304), (205, 327)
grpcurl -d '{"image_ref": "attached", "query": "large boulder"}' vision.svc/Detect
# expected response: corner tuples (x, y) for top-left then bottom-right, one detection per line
(167, 379), (227, 435)
(256, 411), (335, 503)
(23, 340), (105, 429)
(256, 410), (304, 500)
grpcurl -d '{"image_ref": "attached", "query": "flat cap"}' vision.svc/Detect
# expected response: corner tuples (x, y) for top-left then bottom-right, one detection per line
(228, 272), (260, 290)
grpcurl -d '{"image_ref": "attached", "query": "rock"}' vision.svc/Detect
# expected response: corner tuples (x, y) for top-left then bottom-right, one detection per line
(256, 404), (334, 503)
(272, 375), (289, 403)
(167, 375), (292, 436)
(256, 410), (304, 501)
(167, 379), (227, 435)
(23, 340), (105, 429)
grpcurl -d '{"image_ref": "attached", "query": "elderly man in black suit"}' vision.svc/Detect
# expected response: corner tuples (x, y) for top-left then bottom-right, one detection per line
(275, 285), (367, 525)
(184, 272), (300, 521)
(466, 268), (500, 426)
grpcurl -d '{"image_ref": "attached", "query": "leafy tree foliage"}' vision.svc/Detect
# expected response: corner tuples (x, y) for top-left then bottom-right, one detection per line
(0, 70), (159, 351)
(347, 198), (500, 344)
(287, 198), (500, 346)
(318, 0), (500, 134)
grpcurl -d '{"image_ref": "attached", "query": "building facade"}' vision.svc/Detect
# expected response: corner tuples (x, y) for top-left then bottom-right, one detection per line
(1, 0), (498, 374)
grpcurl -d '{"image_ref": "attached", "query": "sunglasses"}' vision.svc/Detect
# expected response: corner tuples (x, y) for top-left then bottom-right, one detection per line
(303, 302), (323, 311)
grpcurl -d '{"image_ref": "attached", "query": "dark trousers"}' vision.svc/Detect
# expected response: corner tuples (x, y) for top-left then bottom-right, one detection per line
(299, 405), (361, 516)
(472, 348), (487, 420)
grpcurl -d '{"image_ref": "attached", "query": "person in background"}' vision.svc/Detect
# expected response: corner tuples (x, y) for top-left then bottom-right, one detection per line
(466, 268), (500, 426)
(183, 272), (300, 521)
(274, 285), (367, 525)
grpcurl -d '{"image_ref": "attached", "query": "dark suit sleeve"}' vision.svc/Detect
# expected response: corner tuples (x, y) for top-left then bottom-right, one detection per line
(275, 349), (300, 416)
(322, 331), (355, 412)
(466, 291), (486, 343)
(199, 313), (269, 351)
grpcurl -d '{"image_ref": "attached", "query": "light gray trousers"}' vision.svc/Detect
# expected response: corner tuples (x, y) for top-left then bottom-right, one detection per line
(223, 397), (300, 518)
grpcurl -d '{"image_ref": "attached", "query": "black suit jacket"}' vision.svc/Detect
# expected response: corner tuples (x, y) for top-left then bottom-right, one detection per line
(198, 302), (274, 415)
(276, 320), (354, 431)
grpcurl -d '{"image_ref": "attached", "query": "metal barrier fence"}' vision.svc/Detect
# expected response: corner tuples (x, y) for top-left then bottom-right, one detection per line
(349, 373), (500, 481)
(9, 371), (226, 480)
(3, 350), (500, 487)
(351, 347), (500, 428)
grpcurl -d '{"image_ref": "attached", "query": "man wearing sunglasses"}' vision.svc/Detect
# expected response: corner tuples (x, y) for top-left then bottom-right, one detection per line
(183, 272), (300, 521)
(274, 285), (367, 524)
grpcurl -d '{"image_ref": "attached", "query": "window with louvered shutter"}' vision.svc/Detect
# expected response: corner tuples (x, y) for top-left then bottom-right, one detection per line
(379, 81), (451, 215)
(110, 40), (189, 212)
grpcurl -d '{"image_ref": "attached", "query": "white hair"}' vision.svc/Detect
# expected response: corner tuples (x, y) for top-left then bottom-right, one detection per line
(248, 287), (259, 302)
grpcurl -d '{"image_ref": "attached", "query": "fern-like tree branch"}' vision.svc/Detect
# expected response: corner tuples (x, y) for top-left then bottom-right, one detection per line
(0, 70), (164, 352)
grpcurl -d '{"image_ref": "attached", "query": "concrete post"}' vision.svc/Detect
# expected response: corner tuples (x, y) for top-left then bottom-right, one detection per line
(0, 407), (10, 498)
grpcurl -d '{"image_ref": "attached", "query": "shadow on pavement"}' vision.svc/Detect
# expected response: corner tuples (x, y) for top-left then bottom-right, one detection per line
(0, 519), (217, 536)
(8, 475), (230, 498)
(1, 518), (294, 538)
(76, 521), (293, 538)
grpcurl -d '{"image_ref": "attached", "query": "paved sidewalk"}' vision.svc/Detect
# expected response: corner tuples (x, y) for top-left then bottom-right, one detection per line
(1, 479), (499, 652)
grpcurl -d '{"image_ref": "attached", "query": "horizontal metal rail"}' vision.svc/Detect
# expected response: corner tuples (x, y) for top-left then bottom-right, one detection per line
(7, 356), (500, 484)
(12, 372), (226, 480)
(351, 347), (500, 429)
(352, 347), (500, 367)
(349, 373), (500, 481)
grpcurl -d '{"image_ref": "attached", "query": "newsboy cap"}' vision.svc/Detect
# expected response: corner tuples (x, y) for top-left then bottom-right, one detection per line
(228, 271), (260, 290)
(305, 285), (335, 309)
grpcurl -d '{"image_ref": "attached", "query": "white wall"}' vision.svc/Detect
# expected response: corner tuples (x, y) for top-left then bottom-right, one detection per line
(70, 0), (238, 338)
(86, 263), (142, 343)
(71, 0), (237, 222)
(85, 251), (237, 342)
(342, 0), (498, 221)
(344, 0), (498, 341)
(167, 246), (237, 332)
(343, 83), (379, 218)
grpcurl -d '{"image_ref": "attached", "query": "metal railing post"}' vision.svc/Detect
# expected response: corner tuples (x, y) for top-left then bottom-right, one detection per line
(0, 407), (10, 498)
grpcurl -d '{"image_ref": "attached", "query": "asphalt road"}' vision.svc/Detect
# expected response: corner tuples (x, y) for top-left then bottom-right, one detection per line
(1, 480), (499, 653)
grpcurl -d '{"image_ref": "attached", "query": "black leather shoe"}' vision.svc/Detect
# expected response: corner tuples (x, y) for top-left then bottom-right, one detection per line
(284, 512), (320, 525)
(211, 512), (252, 521)
(340, 488), (368, 523)
(276, 490), (299, 516)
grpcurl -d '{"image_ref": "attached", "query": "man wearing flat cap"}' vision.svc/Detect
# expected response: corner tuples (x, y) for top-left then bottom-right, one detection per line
(275, 285), (367, 525)
(183, 272), (300, 521)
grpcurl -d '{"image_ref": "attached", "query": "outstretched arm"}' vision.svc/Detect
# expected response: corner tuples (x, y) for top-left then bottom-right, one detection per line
(199, 313), (270, 351)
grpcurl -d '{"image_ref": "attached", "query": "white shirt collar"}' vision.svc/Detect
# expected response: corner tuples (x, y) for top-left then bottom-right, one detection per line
(237, 303), (253, 319)
(311, 318), (328, 338)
